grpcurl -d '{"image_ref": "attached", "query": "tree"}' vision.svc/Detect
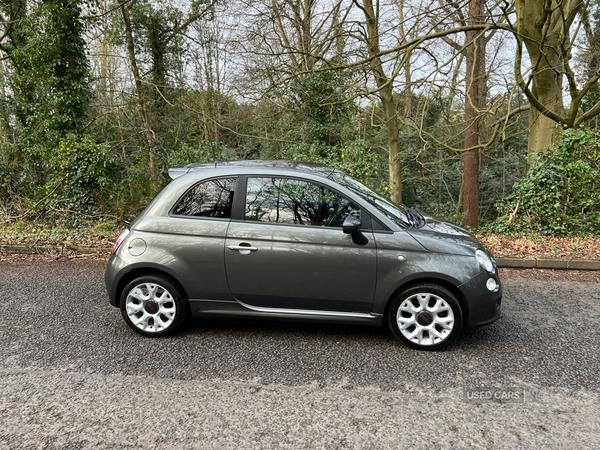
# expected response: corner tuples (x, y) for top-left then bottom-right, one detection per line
(579, 0), (600, 116)
(354, 0), (403, 203)
(512, 0), (596, 159)
(462, 0), (486, 228)
(2, 0), (91, 139)
(119, 0), (157, 181)
(118, 0), (214, 187)
(0, 0), (29, 131)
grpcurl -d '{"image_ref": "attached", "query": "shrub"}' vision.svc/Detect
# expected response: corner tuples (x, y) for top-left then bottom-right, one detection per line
(490, 128), (600, 236)
(40, 134), (122, 223)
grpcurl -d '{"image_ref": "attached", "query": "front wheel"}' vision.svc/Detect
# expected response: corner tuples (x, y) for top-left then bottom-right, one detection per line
(388, 283), (462, 350)
(120, 275), (187, 337)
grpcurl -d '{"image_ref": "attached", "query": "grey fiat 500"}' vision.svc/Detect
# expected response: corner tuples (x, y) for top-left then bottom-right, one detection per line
(105, 160), (501, 350)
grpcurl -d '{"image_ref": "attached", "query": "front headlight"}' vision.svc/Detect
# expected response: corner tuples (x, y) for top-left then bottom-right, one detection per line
(476, 249), (494, 272)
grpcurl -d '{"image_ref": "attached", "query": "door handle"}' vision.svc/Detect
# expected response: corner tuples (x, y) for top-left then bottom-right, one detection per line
(228, 244), (258, 254)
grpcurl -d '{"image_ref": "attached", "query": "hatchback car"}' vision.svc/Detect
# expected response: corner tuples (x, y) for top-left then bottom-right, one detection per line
(105, 160), (501, 350)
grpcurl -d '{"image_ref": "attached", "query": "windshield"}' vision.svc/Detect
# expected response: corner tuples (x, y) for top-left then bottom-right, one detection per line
(329, 172), (411, 228)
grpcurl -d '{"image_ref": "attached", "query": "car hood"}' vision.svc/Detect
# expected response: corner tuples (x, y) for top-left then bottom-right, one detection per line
(407, 215), (481, 256)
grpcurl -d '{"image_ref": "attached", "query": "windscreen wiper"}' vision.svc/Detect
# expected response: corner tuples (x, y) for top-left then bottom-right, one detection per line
(396, 203), (425, 228)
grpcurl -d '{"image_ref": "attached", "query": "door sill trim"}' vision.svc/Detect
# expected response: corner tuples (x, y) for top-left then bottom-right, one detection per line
(237, 300), (379, 319)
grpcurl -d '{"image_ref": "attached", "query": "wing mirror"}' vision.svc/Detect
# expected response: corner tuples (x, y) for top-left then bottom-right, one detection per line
(342, 215), (362, 234)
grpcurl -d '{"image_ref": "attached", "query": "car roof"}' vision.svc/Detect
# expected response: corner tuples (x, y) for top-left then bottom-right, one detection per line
(168, 160), (340, 181)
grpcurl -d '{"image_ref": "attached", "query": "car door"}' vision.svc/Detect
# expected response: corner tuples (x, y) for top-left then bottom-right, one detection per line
(224, 176), (377, 313)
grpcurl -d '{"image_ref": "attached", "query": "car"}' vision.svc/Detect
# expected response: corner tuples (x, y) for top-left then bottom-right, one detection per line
(105, 160), (502, 350)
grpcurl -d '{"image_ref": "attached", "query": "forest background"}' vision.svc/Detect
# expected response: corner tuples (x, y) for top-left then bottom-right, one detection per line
(0, 0), (599, 248)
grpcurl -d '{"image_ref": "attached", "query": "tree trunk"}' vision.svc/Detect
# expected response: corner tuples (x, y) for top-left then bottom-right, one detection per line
(120, 0), (158, 183)
(526, 48), (565, 165)
(300, 0), (314, 72)
(383, 85), (402, 203)
(515, 0), (570, 162)
(361, 0), (402, 203)
(462, 0), (485, 229)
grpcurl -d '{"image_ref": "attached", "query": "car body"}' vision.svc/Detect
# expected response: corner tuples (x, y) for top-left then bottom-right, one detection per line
(105, 160), (502, 350)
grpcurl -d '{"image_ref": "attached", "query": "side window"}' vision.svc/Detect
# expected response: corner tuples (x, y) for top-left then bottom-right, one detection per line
(245, 177), (359, 227)
(172, 177), (237, 218)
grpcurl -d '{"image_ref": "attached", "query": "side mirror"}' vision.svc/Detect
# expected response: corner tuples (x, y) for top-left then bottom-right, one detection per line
(342, 215), (362, 234)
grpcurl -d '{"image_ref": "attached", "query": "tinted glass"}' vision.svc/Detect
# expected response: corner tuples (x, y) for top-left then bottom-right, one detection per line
(173, 177), (237, 218)
(245, 177), (358, 227)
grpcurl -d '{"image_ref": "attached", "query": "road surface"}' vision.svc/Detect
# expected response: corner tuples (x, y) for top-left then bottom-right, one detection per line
(1, 256), (598, 449)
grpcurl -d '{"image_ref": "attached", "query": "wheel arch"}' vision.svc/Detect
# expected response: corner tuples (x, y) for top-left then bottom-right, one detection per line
(115, 267), (189, 308)
(382, 277), (469, 330)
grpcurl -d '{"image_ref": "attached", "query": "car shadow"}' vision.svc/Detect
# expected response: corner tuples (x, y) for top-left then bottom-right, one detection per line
(180, 315), (395, 342)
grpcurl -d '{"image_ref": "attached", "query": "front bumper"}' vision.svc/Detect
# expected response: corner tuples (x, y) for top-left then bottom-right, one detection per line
(459, 269), (502, 329)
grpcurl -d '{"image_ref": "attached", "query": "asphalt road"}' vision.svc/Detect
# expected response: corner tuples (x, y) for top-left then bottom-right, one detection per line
(1, 257), (599, 449)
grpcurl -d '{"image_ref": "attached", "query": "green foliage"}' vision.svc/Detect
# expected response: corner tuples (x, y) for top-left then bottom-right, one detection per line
(0, 143), (21, 198)
(395, 95), (462, 218)
(489, 128), (600, 236)
(282, 69), (356, 155)
(165, 142), (214, 168)
(338, 140), (381, 186)
(9, 0), (92, 140)
(282, 139), (390, 197)
(130, 0), (195, 85)
(92, 220), (120, 234)
(41, 134), (122, 223)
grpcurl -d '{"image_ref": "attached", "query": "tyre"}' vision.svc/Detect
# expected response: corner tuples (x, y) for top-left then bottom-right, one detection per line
(388, 283), (462, 350)
(120, 274), (187, 337)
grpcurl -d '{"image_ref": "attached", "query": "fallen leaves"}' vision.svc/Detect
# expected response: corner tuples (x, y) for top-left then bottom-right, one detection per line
(0, 225), (116, 249)
(477, 234), (600, 260)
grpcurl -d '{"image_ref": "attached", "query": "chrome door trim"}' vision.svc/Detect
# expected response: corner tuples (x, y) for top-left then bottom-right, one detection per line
(237, 300), (379, 319)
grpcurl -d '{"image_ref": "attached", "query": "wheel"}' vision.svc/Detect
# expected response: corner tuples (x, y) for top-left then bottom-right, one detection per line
(388, 283), (462, 350)
(120, 275), (187, 337)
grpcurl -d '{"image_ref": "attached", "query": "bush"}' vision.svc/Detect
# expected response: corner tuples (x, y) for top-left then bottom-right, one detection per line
(489, 128), (600, 236)
(39, 134), (122, 223)
(165, 142), (214, 168)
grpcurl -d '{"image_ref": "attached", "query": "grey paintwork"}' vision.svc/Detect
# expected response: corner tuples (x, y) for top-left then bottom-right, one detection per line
(225, 221), (377, 312)
(105, 160), (501, 330)
(408, 215), (481, 256)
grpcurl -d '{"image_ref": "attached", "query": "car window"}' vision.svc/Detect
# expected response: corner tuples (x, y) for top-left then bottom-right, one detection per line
(329, 172), (410, 228)
(245, 177), (359, 227)
(172, 177), (237, 218)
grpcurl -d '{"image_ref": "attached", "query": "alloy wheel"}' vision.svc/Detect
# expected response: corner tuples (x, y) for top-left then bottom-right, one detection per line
(125, 282), (177, 333)
(396, 293), (455, 346)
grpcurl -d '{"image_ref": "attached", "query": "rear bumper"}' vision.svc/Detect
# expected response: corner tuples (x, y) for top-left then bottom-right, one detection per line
(459, 270), (502, 329)
(104, 254), (128, 307)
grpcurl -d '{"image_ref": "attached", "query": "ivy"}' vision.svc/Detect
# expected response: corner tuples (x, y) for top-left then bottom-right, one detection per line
(489, 128), (600, 236)
(41, 134), (122, 222)
(9, 0), (92, 140)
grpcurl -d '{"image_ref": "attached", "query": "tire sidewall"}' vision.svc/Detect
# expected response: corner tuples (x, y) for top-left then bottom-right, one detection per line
(388, 284), (463, 351)
(120, 275), (187, 337)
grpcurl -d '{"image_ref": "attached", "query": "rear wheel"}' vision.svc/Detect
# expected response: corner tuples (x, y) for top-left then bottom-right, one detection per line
(120, 275), (187, 337)
(388, 283), (462, 350)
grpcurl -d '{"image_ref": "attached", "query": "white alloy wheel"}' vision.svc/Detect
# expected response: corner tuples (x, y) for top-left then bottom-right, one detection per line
(120, 275), (187, 337)
(125, 283), (176, 333)
(389, 284), (462, 350)
(396, 293), (455, 346)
